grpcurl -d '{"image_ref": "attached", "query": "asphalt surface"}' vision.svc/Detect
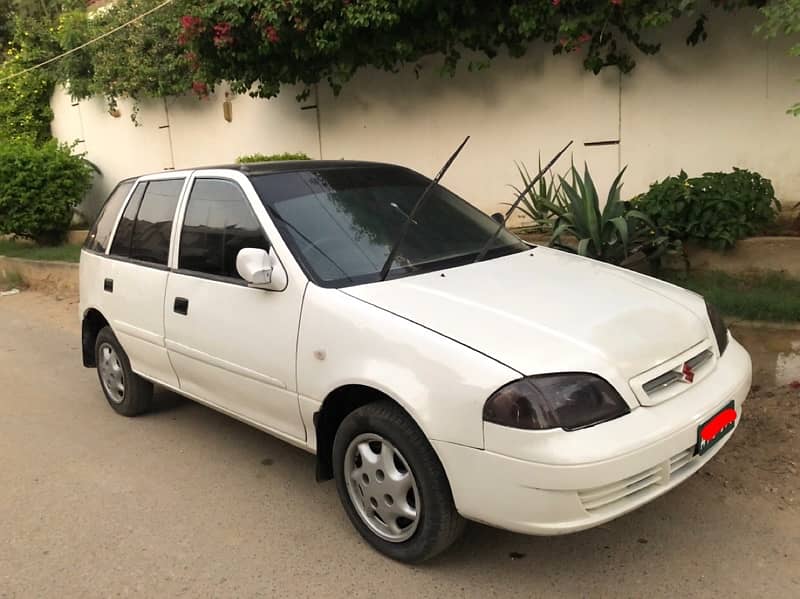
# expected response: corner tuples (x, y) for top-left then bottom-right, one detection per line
(1, 292), (798, 598)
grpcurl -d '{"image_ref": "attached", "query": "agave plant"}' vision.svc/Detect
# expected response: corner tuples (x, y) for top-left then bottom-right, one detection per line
(507, 156), (568, 232)
(547, 164), (669, 265)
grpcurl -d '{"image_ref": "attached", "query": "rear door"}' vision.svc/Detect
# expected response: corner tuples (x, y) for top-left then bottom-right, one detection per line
(163, 173), (306, 442)
(105, 176), (186, 387)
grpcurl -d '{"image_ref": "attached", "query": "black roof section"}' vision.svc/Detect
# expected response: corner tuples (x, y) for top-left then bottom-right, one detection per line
(125, 160), (408, 183)
(207, 159), (398, 176)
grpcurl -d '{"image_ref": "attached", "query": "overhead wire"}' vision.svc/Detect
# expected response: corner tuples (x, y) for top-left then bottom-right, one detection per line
(0, 0), (176, 84)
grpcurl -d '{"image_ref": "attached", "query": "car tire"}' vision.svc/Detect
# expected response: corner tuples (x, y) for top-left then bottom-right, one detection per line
(94, 326), (153, 417)
(332, 400), (465, 563)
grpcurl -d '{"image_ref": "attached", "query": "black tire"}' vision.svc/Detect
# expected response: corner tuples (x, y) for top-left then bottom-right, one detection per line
(94, 326), (153, 417)
(332, 400), (465, 563)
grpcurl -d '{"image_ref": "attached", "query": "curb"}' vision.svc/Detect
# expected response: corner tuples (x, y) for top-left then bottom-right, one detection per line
(729, 319), (800, 332)
(0, 255), (79, 297)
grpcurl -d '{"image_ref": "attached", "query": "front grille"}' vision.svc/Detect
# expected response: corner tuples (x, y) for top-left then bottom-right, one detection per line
(578, 446), (697, 513)
(642, 349), (713, 395)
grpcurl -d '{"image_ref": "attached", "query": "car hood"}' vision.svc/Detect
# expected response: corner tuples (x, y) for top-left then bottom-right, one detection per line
(342, 247), (708, 380)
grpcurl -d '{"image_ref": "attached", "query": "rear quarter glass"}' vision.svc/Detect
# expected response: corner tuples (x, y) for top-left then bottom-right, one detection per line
(84, 180), (134, 253)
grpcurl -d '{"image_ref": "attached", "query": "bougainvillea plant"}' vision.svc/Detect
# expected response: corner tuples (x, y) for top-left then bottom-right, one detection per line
(182, 0), (764, 100)
(7, 0), (778, 135)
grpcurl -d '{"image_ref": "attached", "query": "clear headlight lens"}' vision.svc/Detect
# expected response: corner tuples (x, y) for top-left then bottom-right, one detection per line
(483, 373), (630, 431)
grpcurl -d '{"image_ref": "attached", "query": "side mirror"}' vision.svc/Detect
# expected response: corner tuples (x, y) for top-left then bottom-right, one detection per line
(491, 212), (505, 225)
(236, 247), (287, 291)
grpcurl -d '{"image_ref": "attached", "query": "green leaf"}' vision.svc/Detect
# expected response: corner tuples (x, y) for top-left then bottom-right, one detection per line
(608, 216), (629, 255)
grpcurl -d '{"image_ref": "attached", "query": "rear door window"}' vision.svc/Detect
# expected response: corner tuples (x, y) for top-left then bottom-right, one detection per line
(84, 180), (133, 253)
(109, 179), (184, 266)
(129, 179), (184, 266)
(178, 179), (269, 280)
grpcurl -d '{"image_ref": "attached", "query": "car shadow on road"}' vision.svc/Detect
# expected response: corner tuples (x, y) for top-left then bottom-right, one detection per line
(148, 385), (191, 414)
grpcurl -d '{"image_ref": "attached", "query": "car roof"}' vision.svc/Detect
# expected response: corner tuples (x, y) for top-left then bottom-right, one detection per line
(213, 160), (398, 175)
(126, 160), (401, 183)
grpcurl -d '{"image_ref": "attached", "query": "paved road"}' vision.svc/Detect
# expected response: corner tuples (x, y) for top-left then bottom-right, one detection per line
(1, 292), (798, 598)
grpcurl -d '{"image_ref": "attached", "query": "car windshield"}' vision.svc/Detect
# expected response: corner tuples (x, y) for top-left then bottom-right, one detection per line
(250, 166), (527, 288)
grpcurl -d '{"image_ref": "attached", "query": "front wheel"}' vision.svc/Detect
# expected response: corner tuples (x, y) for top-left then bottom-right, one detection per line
(332, 400), (465, 562)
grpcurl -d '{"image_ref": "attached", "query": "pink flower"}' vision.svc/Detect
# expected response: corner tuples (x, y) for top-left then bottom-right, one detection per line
(578, 33), (592, 44)
(180, 15), (203, 33)
(179, 15), (204, 44)
(552, 0), (561, 6)
(191, 81), (209, 97)
(265, 25), (280, 44)
(213, 22), (234, 48)
(611, 0), (622, 5)
(183, 51), (199, 70)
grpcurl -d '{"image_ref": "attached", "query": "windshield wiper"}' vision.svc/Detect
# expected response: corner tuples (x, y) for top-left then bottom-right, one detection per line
(473, 140), (573, 263)
(267, 207), (355, 283)
(378, 136), (470, 281)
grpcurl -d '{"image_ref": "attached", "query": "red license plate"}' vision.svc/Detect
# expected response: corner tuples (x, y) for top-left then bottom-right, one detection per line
(696, 401), (737, 456)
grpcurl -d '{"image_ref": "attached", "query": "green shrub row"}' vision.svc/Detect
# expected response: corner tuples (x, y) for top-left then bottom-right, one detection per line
(633, 169), (781, 250)
(0, 139), (94, 245)
(513, 162), (781, 264)
(236, 152), (311, 164)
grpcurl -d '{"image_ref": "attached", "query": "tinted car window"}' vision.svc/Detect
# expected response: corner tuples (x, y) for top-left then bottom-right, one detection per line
(250, 167), (526, 287)
(129, 179), (184, 266)
(84, 180), (133, 253)
(109, 183), (145, 258)
(179, 179), (269, 280)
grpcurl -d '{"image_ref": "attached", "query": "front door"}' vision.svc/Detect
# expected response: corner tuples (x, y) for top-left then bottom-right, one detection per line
(163, 177), (306, 441)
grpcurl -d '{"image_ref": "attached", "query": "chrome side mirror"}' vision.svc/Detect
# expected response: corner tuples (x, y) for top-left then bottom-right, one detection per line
(236, 247), (287, 291)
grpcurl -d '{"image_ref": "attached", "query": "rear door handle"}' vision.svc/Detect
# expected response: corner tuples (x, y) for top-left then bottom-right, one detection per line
(103, 278), (113, 293)
(173, 297), (189, 316)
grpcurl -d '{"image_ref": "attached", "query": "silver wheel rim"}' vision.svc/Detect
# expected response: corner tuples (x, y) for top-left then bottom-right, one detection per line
(98, 342), (125, 404)
(344, 433), (421, 543)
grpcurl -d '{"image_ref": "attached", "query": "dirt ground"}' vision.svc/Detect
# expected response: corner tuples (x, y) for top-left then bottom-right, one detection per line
(1, 291), (798, 598)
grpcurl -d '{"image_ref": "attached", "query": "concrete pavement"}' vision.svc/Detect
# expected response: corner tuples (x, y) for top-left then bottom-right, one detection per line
(1, 292), (798, 598)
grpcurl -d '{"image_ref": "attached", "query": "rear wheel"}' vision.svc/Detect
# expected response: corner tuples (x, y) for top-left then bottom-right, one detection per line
(95, 326), (153, 416)
(332, 400), (464, 562)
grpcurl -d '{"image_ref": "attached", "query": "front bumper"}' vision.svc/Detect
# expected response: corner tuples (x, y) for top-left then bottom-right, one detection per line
(434, 337), (752, 535)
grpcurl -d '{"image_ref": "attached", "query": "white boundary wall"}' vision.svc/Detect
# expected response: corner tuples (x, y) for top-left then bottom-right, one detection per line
(50, 11), (800, 220)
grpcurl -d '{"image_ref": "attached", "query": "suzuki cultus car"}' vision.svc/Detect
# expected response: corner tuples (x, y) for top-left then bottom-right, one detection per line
(80, 161), (751, 562)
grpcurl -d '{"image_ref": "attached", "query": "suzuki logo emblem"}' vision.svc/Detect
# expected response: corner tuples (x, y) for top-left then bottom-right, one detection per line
(681, 362), (695, 383)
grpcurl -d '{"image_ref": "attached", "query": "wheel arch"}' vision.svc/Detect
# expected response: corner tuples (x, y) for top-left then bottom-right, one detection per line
(81, 307), (110, 367)
(314, 384), (427, 482)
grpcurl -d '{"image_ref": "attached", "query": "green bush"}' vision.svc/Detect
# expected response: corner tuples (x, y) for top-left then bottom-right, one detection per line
(236, 152), (311, 164)
(0, 140), (94, 245)
(634, 168), (781, 249)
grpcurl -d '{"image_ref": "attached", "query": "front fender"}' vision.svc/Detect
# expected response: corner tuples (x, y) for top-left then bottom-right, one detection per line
(297, 285), (519, 449)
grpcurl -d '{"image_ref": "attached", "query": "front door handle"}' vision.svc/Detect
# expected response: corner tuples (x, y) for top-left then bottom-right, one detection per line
(173, 297), (189, 316)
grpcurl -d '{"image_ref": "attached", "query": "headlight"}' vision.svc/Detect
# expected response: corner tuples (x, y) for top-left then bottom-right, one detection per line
(483, 373), (630, 431)
(705, 301), (729, 356)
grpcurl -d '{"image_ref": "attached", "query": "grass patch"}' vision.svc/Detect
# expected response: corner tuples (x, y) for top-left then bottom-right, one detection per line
(0, 239), (81, 262)
(661, 270), (800, 322)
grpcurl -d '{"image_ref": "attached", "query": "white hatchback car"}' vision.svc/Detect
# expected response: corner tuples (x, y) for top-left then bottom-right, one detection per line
(80, 161), (751, 562)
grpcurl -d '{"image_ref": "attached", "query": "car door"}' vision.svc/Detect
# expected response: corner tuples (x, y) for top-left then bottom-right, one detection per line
(163, 174), (306, 442)
(104, 177), (185, 388)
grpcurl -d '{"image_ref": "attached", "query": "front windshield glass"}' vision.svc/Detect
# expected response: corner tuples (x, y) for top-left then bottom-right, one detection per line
(250, 166), (527, 288)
